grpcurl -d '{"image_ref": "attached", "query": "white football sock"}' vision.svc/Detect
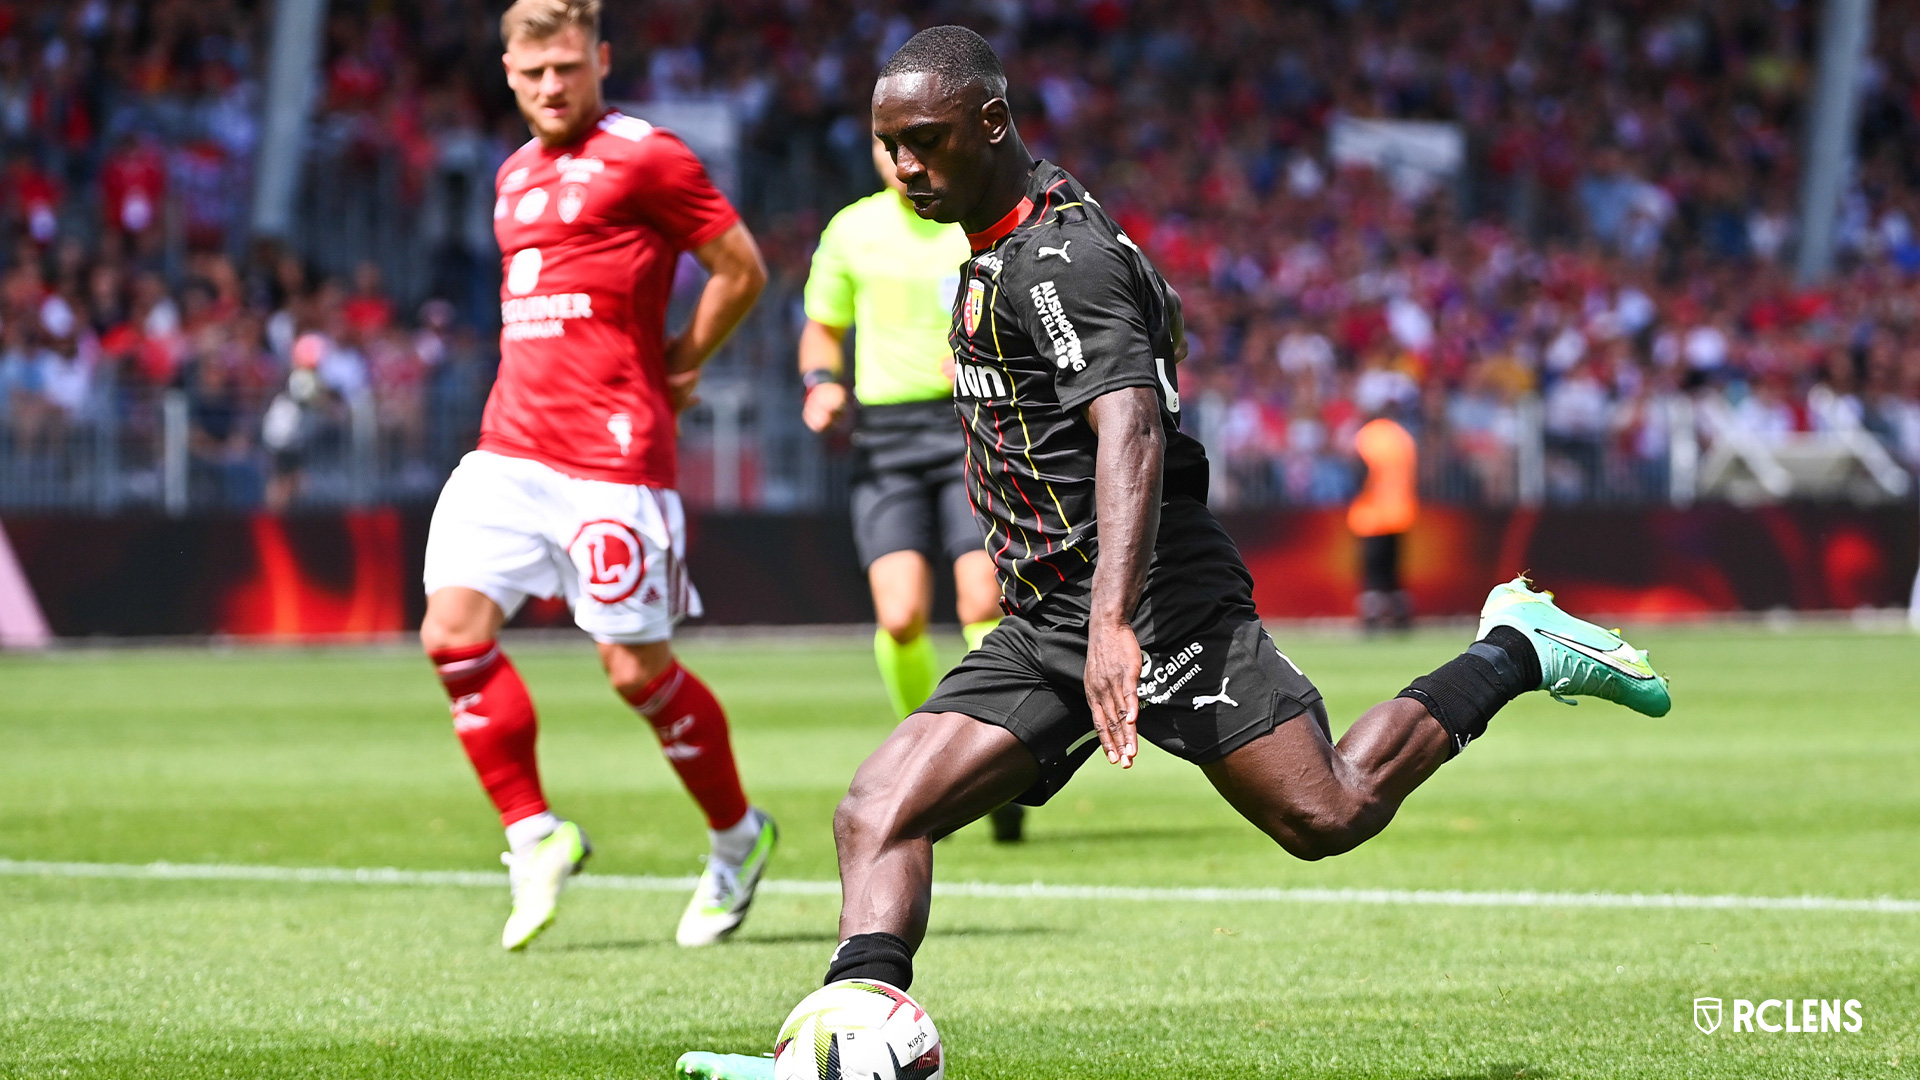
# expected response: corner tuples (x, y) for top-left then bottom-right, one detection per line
(505, 811), (563, 857)
(709, 808), (762, 866)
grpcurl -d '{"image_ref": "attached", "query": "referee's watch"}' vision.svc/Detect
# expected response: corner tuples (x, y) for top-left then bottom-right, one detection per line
(802, 368), (840, 392)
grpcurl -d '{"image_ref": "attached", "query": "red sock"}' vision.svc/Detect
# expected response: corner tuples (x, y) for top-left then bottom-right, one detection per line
(623, 661), (749, 829)
(430, 642), (547, 827)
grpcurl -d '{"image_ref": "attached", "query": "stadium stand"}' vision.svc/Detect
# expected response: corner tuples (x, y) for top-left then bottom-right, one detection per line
(1, 0), (1918, 512)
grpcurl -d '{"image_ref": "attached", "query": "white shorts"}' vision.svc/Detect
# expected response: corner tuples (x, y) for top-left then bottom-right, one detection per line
(423, 450), (701, 644)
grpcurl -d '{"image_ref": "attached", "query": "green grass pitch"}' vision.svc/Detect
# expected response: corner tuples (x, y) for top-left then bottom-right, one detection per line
(2, 626), (1916, 1078)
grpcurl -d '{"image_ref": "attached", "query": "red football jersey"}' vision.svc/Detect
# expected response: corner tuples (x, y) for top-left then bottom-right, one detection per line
(481, 110), (739, 486)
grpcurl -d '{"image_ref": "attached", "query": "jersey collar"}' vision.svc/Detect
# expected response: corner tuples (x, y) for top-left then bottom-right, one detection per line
(967, 197), (1033, 252)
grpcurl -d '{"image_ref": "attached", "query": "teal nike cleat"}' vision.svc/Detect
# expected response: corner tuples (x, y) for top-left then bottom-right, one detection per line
(1476, 576), (1672, 717)
(675, 1052), (776, 1079)
(500, 819), (590, 951)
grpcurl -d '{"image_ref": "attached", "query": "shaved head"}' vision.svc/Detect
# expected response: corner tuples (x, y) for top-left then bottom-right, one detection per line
(877, 25), (1007, 101)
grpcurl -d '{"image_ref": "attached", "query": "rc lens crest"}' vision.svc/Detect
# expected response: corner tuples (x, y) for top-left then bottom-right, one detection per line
(1695, 998), (1722, 1035)
(962, 278), (986, 336)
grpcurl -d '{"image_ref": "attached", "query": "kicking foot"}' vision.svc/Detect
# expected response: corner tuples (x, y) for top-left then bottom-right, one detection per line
(1478, 576), (1672, 717)
(676, 808), (778, 947)
(500, 820), (591, 950)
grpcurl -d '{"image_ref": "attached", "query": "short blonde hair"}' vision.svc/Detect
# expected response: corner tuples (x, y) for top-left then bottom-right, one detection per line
(500, 0), (600, 47)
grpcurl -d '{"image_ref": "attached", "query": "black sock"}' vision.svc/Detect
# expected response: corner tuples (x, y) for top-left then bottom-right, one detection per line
(1479, 625), (1542, 689)
(825, 932), (914, 991)
(1396, 626), (1540, 755)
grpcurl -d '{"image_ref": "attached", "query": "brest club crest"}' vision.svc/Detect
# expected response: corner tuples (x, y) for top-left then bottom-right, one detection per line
(1694, 997), (1722, 1035)
(568, 520), (647, 604)
(962, 278), (985, 336)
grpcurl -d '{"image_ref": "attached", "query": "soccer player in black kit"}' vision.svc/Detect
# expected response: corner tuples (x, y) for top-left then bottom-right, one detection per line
(817, 26), (1671, 999)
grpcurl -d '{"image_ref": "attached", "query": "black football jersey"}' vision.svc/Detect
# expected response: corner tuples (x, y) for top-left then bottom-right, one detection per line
(947, 159), (1221, 617)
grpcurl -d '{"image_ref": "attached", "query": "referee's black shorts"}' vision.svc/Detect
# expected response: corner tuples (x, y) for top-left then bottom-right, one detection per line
(849, 400), (984, 570)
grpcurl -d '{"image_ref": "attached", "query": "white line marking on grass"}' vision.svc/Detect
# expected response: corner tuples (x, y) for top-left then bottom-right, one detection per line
(2, 859), (1916, 915)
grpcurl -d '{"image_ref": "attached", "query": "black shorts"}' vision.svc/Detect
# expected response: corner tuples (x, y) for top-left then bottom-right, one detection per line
(1360, 532), (1402, 592)
(923, 594), (1326, 807)
(850, 400), (984, 570)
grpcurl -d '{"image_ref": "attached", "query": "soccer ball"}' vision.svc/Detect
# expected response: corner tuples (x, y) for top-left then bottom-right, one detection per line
(773, 979), (943, 1080)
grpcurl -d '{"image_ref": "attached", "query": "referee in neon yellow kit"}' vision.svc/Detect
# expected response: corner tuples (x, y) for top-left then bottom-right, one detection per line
(799, 136), (1023, 840)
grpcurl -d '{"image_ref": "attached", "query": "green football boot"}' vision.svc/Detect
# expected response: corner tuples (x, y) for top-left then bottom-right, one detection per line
(1477, 576), (1671, 717)
(500, 819), (590, 951)
(674, 1051), (776, 1079)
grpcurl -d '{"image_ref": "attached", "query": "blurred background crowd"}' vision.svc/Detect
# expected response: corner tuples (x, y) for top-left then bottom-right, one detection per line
(3, 0), (1919, 512)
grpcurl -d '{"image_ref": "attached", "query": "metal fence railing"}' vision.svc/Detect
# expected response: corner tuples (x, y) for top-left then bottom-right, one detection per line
(3, 308), (1909, 517)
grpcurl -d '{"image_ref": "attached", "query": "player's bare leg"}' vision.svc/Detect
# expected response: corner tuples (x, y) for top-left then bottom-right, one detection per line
(869, 550), (939, 720)
(422, 586), (588, 949)
(1202, 698), (1452, 860)
(1208, 578), (1673, 860)
(952, 549), (1000, 635)
(949, 550), (1025, 842)
(421, 586), (506, 652)
(827, 711), (1036, 987)
(600, 640), (775, 946)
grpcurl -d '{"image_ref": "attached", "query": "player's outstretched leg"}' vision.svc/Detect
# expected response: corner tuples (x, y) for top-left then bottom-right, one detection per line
(604, 643), (777, 947)
(825, 711), (1037, 990)
(1205, 576), (1670, 860)
(423, 586), (590, 950)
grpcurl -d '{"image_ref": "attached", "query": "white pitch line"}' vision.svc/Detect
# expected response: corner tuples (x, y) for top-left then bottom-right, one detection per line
(2, 858), (1916, 914)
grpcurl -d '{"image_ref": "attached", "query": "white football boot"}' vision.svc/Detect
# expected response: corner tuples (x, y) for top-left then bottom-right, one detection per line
(675, 808), (778, 947)
(499, 819), (591, 950)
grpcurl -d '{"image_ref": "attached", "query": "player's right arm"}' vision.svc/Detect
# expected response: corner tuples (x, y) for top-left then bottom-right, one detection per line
(664, 221), (767, 413)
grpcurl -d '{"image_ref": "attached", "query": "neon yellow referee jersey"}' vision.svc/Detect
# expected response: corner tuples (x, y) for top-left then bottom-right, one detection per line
(803, 190), (969, 405)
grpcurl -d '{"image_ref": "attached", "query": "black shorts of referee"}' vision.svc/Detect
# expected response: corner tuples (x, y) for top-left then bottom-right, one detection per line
(849, 399), (984, 570)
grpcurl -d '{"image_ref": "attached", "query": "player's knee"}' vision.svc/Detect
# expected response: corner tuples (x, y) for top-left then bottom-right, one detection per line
(834, 760), (918, 851)
(833, 786), (894, 854)
(420, 589), (499, 654)
(600, 642), (674, 699)
(876, 607), (927, 644)
(419, 614), (481, 655)
(1261, 800), (1373, 862)
(606, 667), (651, 700)
(954, 592), (999, 627)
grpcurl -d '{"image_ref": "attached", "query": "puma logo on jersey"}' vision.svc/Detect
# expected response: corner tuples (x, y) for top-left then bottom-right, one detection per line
(953, 360), (1008, 400)
(1037, 240), (1072, 262)
(1192, 677), (1238, 710)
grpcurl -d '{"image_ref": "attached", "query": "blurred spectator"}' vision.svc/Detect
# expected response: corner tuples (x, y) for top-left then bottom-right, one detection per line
(100, 133), (166, 238)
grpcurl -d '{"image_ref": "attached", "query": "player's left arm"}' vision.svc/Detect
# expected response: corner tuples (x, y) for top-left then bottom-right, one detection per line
(626, 132), (770, 407)
(664, 220), (768, 405)
(1085, 386), (1162, 769)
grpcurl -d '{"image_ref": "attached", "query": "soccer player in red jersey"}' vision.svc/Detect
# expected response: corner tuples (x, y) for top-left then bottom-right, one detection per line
(418, 0), (775, 951)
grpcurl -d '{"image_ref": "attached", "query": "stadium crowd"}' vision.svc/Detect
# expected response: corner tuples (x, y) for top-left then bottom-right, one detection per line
(4, 0), (1920, 509)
